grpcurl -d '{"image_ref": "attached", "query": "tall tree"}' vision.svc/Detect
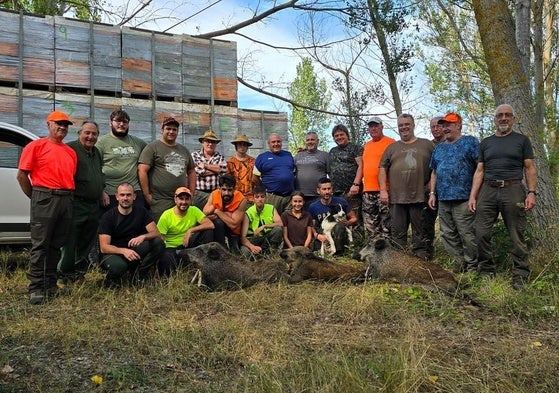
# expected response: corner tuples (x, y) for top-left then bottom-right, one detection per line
(472, 0), (559, 228)
(287, 58), (331, 152)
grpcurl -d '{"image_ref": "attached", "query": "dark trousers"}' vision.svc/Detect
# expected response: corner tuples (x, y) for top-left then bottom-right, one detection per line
(390, 202), (432, 260)
(28, 189), (73, 293)
(159, 229), (214, 276)
(475, 184), (529, 279)
(101, 238), (164, 282)
(212, 218), (240, 252)
(58, 199), (100, 280)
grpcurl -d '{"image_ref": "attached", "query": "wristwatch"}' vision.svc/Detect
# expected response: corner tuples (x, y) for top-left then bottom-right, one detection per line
(527, 190), (537, 195)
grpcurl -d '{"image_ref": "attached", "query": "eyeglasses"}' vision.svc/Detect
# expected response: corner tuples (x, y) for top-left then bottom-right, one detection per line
(203, 140), (217, 144)
(495, 113), (513, 118)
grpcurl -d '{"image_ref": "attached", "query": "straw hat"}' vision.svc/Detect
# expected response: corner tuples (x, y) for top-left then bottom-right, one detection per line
(198, 130), (221, 143)
(230, 134), (253, 146)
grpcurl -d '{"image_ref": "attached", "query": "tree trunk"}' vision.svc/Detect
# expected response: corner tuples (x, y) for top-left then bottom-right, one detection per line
(472, 0), (559, 230)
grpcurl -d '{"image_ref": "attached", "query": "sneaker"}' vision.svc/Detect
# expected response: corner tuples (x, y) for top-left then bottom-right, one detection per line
(29, 291), (45, 305)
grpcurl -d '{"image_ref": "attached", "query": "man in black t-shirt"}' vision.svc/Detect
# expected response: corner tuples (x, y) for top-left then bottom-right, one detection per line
(98, 183), (164, 286)
(468, 104), (537, 290)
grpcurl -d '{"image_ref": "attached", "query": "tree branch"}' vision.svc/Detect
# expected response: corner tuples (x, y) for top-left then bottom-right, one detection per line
(194, 0), (300, 39)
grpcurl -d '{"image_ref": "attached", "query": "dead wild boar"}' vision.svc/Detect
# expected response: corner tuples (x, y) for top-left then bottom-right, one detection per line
(280, 246), (366, 283)
(179, 242), (289, 290)
(357, 239), (459, 292)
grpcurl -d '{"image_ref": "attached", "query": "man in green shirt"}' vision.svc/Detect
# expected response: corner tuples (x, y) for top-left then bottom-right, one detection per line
(240, 186), (283, 258)
(157, 187), (214, 276)
(58, 120), (104, 286)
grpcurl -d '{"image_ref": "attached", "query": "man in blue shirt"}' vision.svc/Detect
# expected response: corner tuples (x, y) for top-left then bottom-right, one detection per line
(254, 133), (295, 213)
(428, 112), (479, 273)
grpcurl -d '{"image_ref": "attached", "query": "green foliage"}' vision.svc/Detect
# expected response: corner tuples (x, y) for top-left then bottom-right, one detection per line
(3, 0), (102, 21)
(417, 1), (494, 136)
(288, 58), (332, 152)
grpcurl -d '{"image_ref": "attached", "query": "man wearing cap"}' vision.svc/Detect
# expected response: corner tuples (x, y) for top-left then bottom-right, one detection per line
(203, 174), (247, 251)
(58, 120), (104, 287)
(294, 131), (330, 209)
(468, 104), (537, 290)
(361, 117), (394, 244)
(98, 182), (164, 287)
(191, 130), (227, 209)
(428, 113), (479, 273)
(227, 134), (256, 203)
(97, 109), (147, 211)
(138, 116), (196, 222)
(17, 110), (78, 304)
(254, 133), (295, 213)
(157, 187), (214, 276)
(329, 124), (364, 222)
(379, 113), (435, 260)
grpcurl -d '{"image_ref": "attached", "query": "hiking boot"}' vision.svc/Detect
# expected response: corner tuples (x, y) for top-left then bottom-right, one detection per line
(29, 291), (45, 305)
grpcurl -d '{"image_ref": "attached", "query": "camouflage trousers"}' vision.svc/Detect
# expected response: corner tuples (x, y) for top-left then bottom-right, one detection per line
(362, 192), (390, 240)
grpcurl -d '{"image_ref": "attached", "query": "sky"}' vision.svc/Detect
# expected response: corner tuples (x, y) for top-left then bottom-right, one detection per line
(101, 0), (436, 140)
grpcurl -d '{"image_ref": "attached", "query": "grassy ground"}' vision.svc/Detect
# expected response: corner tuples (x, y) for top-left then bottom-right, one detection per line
(0, 245), (558, 393)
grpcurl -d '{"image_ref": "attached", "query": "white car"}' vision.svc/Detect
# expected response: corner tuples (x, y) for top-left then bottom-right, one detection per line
(0, 122), (38, 244)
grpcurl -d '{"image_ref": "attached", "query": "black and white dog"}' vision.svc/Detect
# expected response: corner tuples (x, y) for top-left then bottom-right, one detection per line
(320, 204), (353, 257)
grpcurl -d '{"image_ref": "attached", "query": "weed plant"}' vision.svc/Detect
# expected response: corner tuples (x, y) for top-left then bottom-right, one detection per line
(1, 230), (558, 392)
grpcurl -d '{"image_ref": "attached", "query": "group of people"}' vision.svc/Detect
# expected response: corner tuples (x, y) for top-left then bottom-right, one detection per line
(17, 103), (537, 304)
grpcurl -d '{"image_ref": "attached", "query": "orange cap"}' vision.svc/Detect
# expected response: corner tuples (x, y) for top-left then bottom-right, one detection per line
(46, 110), (73, 124)
(174, 187), (191, 196)
(438, 112), (462, 124)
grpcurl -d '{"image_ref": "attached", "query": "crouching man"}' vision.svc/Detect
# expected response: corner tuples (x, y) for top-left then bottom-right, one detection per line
(98, 183), (164, 286)
(157, 187), (214, 276)
(240, 186), (283, 258)
(309, 177), (357, 256)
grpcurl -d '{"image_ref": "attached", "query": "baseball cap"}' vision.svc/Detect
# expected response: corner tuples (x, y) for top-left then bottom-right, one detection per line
(367, 117), (383, 125)
(162, 116), (180, 127)
(174, 187), (191, 197)
(438, 112), (462, 124)
(46, 110), (73, 125)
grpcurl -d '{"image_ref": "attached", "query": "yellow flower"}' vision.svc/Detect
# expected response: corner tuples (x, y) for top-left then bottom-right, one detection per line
(91, 375), (103, 385)
(429, 375), (439, 383)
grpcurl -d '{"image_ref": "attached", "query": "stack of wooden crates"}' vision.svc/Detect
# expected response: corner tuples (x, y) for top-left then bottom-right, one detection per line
(0, 10), (288, 156)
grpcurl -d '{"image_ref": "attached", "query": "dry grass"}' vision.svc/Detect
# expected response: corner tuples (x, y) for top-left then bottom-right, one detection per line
(0, 245), (558, 393)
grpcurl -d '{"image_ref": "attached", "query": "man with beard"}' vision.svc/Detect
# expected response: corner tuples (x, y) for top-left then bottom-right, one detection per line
(361, 117), (394, 244)
(138, 117), (196, 222)
(308, 177), (357, 256)
(96, 109), (147, 211)
(98, 183), (163, 287)
(379, 113), (434, 260)
(468, 104), (537, 290)
(17, 110), (77, 304)
(58, 120), (104, 287)
(157, 187), (214, 276)
(203, 174), (247, 252)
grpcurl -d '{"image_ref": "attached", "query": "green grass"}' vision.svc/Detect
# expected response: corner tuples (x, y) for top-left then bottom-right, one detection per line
(1, 244), (558, 392)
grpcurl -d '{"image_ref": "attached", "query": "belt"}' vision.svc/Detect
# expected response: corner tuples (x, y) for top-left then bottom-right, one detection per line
(33, 186), (74, 196)
(483, 179), (522, 187)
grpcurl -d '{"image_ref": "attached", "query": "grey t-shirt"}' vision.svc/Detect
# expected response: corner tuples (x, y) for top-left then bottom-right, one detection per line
(294, 149), (330, 196)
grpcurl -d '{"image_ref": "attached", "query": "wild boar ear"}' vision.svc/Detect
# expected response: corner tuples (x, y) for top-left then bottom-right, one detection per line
(279, 249), (288, 259)
(207, 243), (223, 260)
